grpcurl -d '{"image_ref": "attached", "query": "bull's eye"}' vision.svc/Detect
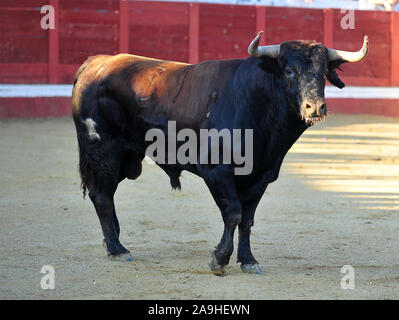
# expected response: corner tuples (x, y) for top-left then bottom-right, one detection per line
(284, 67), (294, 78)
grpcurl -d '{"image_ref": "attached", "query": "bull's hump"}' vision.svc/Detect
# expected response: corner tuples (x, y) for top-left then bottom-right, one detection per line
(104, 54), (191, 71)
(80, 54), (188, 82)
(126, 54), (190, 66)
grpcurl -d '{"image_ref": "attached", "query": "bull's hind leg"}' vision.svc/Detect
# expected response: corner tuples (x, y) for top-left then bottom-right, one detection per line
(102, 206), (120, 248)
(86, 144), (134, 262)
(89, 171), (132, 262)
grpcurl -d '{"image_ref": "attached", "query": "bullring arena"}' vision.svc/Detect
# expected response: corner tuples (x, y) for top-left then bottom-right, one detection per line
(1, 0), (399, 301)
(1, 113), (399, 299)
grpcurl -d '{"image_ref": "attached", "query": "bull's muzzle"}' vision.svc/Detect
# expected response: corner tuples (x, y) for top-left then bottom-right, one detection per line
(301, 99), (327, 124)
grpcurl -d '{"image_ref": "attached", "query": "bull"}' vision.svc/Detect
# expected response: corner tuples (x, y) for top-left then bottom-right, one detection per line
(72, 32), (368, 275)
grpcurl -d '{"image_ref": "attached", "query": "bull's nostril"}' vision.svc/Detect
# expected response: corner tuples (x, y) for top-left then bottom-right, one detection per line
(320, 103), (327, 113)
(306, 104), (312, 109)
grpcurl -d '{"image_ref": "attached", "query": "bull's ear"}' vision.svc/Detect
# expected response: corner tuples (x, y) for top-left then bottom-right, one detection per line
(258, 56), (280, 75)
(327, 60), (346, 89)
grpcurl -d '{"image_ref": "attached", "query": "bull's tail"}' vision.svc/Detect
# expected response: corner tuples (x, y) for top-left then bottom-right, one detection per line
(74, 119), (92, 198)
(72, 59), (94, 199)
(72, 56), (100, 198)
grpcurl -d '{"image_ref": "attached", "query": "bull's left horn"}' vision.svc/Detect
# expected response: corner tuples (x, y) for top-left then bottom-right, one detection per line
(328, 36), (369, 63)
(248, 31), (280, 58)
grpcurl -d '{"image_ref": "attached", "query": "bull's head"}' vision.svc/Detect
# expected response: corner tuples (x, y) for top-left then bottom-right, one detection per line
(248, 32), (369, 125)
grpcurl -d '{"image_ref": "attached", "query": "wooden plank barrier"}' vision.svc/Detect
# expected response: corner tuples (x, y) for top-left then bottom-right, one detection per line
(0, 1), (398, 118)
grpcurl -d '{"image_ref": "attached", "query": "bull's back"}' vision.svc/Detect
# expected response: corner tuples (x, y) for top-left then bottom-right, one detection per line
(72, 53), (242, 133)
(72, 54), (189, 118)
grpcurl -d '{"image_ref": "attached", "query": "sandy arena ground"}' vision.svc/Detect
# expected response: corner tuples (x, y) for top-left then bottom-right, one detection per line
(1, 114), (399, 300)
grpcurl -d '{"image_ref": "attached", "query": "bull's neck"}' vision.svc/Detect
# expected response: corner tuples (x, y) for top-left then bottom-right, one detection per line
(229, 57), (308, 171)
(234, 58), (307, 136)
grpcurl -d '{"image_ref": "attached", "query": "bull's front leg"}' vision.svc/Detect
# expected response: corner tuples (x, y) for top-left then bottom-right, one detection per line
(237, 196), (265, 274)
(201, 165), (242, 276)
(237, 181), (269, 274)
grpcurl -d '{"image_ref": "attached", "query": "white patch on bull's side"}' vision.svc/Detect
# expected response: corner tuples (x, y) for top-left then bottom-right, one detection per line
(83, 118), (101, 141)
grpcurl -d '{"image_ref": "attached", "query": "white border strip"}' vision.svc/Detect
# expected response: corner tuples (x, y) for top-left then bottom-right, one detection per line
(155, 0), (374, 10)
(325, 86), (399, 100)
(1, 84), (399, 99)
(0, 85), (73, 98)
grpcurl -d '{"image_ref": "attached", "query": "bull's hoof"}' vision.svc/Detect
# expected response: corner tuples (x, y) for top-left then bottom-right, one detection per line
(103, 240), (132, 262)
(241, 263), (264, 274)
(108, 252), (133, 262)
(209, 252), (226, 276)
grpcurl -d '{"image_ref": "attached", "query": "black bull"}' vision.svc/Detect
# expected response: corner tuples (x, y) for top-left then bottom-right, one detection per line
(72, 33), (368, 275)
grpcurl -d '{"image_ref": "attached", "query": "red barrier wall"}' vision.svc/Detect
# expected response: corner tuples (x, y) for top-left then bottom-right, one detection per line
(0, 97), (71, 118)
(0, 1), (398, 118)
(0, 0), (398, 86)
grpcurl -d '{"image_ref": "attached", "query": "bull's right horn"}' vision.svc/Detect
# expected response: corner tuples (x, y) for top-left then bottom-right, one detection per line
(328, 36), (369, 63)
(248, 31), (280, 58)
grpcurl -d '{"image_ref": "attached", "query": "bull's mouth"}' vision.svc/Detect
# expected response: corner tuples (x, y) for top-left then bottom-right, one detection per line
(304, 115), (326, 125)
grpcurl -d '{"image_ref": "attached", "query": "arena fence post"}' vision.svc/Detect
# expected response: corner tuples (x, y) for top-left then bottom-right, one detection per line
(391, 11), (399, 86)
(119, 0), (129, 54)
(323, 8), (334, 48)
(48, 0), (59, 83)
(256, 6), (266, 44)
(189, 3), (199, 64)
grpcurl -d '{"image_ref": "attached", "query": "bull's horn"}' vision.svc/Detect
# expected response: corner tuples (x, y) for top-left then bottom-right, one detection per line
(328, 36), (369, 62)
(248, 31), (280, 58)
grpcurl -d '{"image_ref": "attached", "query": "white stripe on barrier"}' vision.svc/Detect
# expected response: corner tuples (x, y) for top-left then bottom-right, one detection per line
(325, 86), (399, 99)
(1, 84), (399, 99)
(0, 85), (73, 98)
